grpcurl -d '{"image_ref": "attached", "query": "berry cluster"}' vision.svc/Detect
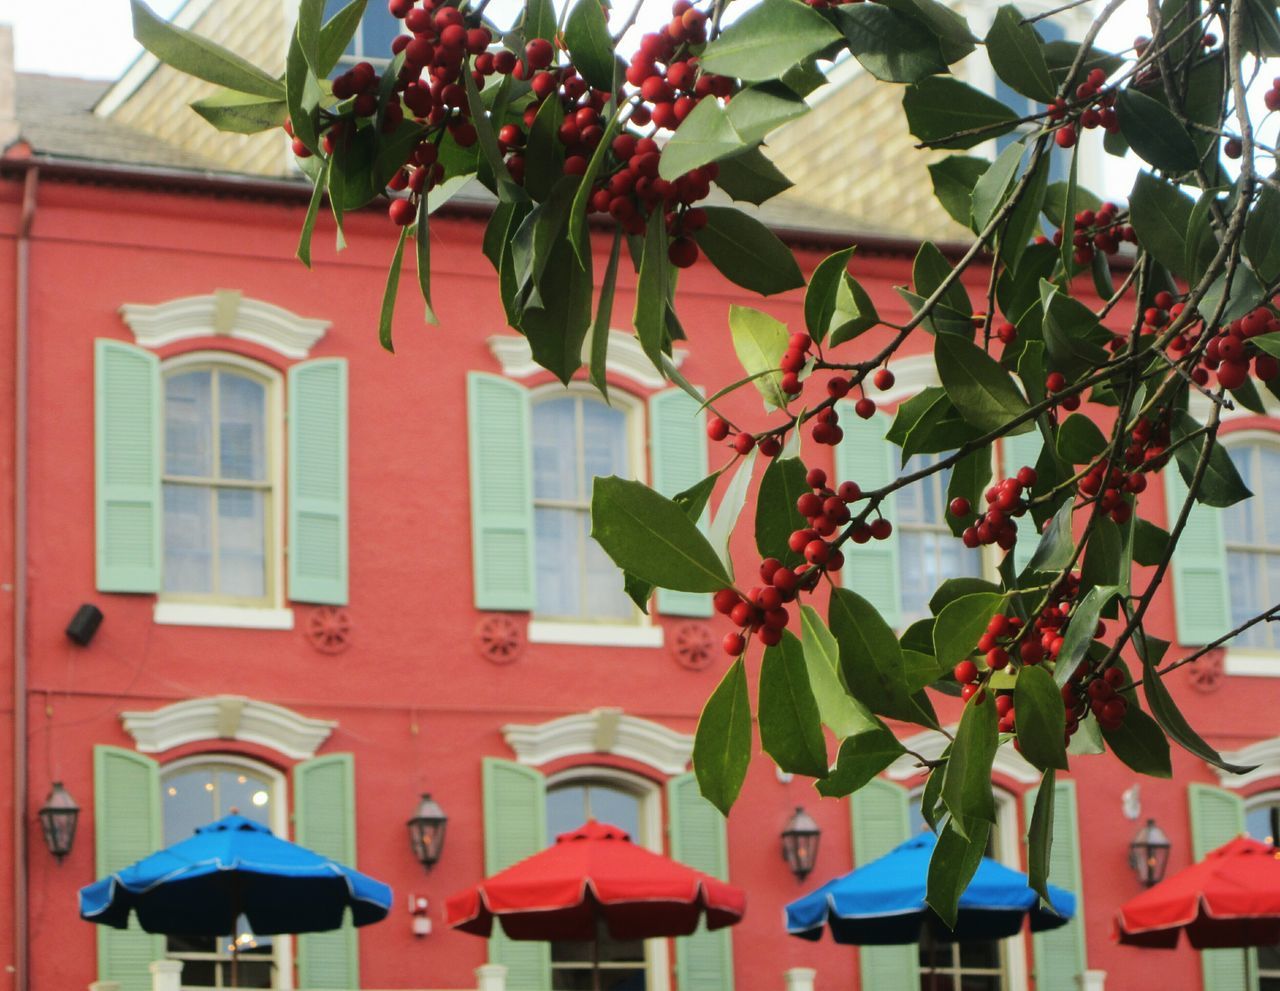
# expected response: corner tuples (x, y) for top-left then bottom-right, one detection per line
(1044, 371), (1082, 412)
(1046, 202), (1134, 267)
(1048, 68), (1117, 148)
(949, 467), (1037, 553)
(1199, 304), (1280, 390)
(793, 467), (869, 560)
(713, 558), (816, 654)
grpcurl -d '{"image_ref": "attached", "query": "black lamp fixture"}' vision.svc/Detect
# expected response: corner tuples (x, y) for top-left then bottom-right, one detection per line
(1129, 817), (1171, 887)
(38, 781), (79, 862)
(781, 806), (821, 883)
(408, 793), (448, 872)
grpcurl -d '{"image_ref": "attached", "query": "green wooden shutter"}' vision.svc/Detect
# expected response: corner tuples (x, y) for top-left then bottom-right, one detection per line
(835, 406), (901, 628)
(482, 758), (550, 989)
(850, 778), (917, 990)
(1165, 468), (1231, 644)
(1023, 779), (1087, 991)
(1003, 431), (1043, 574)
(668, 772), (734, 991)
(295, 754), (359, 989)
(650, 388), (712, 617)
(94, 340), (162, 593)
(467, 374), (536, 610)
(1190, 784), (1254, 991)
(93, 745), (164, 990)
(288, 358), (349, 605)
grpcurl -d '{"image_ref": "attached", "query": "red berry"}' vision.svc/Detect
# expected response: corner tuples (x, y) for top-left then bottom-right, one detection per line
(668, 237), (699, 268)
(525, 38), (554, 69)
(389, 198), (416, 226)
(954, 659), (979, 684)
(854, 397), (876, 419)
(949, 497), (971, 517)
(723, 632), (746, 656)
(869, 518), (893, 541)
(873, 368), (895, 390)
(713, 588), (740, 615)
(733, 433), (755, 455)
(707, 416), (730, 441)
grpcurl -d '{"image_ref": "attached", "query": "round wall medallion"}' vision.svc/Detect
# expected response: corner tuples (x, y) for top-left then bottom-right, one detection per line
(305, 606), (352, 655)
(476, 615), (525, 665)
(1187, 648), (1225, 693)
(672, 622), (715, 671)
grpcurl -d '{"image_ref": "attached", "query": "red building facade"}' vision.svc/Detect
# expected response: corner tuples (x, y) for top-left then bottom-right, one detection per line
(0, 55), (1278, 991)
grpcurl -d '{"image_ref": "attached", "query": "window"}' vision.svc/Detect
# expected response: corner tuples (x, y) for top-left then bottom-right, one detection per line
(161, 757), (288, 990)
(545, 773), (661, 991)
(896, 453), (983, 624)
(1223, 442), (1280, 649)
(162, 360), (278, 606)
(1246, 795), (1280, 988)
(532, 391), (637, 623)
(322, 0), (402, 71)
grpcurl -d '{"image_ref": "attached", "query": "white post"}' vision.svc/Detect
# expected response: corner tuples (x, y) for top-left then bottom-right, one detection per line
(1081, 970), (1107, 991)
(475, 963), (508, 991)
(88, 982), (122, 991)
(784, 966), (817, 991)
(149, 959), (183, 991)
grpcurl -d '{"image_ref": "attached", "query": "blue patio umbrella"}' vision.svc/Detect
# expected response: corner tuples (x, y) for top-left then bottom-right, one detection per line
(786, 831), (1075, 946)
(80, 814), (392, 984)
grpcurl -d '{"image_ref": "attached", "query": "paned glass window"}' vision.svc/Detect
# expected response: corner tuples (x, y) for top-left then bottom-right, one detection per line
(897, 452), (983, 624)
(1223, 443), (1280, 648)
(322, 0), (402, 70)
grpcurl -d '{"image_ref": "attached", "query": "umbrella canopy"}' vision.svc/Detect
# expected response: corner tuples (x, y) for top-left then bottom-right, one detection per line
(79, 814), (392, 936)
(445, 820), (746, 941)
(786, 832), (1076, 945)
(1115, 836), (1280, 949)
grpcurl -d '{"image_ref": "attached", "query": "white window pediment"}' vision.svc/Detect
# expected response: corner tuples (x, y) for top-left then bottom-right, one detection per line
(120, 290), (329, 360)
(889, 727), (1041, 785)
(487, 330), (687, 390)
(502, 708), (693, 775)
(1212, 737), (1280, 789)
(121, 695), (336, 759)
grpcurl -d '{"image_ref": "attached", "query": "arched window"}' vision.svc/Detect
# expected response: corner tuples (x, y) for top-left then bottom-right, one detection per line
(162, 357), (279, 607)
(532, 390), (638, 623)
(545, 770), (665, 990)
(1246, 793), (1280, 985)
(161, 756), (289, 989)
(897, 453), (983, 624)
(1223, 441), (1280, 648)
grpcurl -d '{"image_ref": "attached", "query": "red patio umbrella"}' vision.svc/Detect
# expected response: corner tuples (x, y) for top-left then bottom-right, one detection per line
(445, 820), (746, 990)
(1115, 834), (1280, 985)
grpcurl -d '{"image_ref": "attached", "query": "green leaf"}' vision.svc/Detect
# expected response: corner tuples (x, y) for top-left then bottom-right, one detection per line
(623, 470), (722, 611)
(524, 93), (566, 202)
(759, 631), (830, 778)
(986, 5), (1056, 102)
(1246, 184), (1280, 284)
(285, 23), (323, 154)
(887, 386), (983, 460)
(929, 578), (1000, 616)
(520, 230), (593, 384)
(634, 208), (672, 371)
(729, 305), (790, 410)
(131, 0), (284, 98)
(1101, 702), (1172, 777)
(1170, 411), (1252, 508)
(1128, 172), (1195, 278)
(296, 158), (328, 268)
(378, 226), (409, 352)
(935, 334), (1032, 433)
(941, 691), (998, 831)
(1026, 769), (1056, 904)
(903, 76), (1020, 149)
(1133, 519), (1170, 567)
(714, 148), (794, 205)
(709, 450), (756, 578)
(564, 0), (615, 90)
(725, 82), (810, 144)
(913, 242), (972, 322)
(1053, 584), (1118, 686)
(296, 0), (324, 75)
(693, 207), (806, 296)
(999, 154), (1049, 269)
(191, 91), (287, 134)
(693, 658), (753, 815)
(1117, 87), (1200, 172)
(1026, 499), (1074, 574)
(829, 274), (880, 346)
(1141, 657), (1257, 774)
(591, 476), (732, 592)
(521, 0), (557, 44)
(464, 69), (526, 204)
(589, 231), (622, 398)
(1081, 517), (1124, 601)
(879, 0), (976, 62)
(1057, 413), (1107, 464)
(699, 0), (843, 82)
(415, 194), (436, 324)
(805, 247), (856, 345)
(970, 139), (1025, 231)
(830, 588), (938, 727)
(1185, 189), (1221, 287)
(903, 649), (946, 693)
(928, 156), (989, 229)
(316, 0), (368, 77)
(1200, 261), (1265, 324)
(660, 99), (748, 181)
(933, 592), (1004, 668)
(1014, 665), (1069, 771)
(570, 106), (625, 265)
(834, 3), (947, 83)
(756, 457), (810, 567)
(815, 723), (906, 797)
(1043, 39), (1123, 83)
(1039, 279), (1111, 377)
(800, 605), (880, 738)
(919, 756), (949, 830)
(927, 813), (989, 928)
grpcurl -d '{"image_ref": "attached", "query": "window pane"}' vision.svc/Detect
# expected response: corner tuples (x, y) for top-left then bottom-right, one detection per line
(216, 769), (272, 827)
(533, 398), (580, 501)
(586, 785), (642, 840)
(219, 374), (267, 481)
(581, 400), (629, 492)
(163, 484), (213, 594)
(1264, 447), (1280, 547)
(583, 518), (633, 622)
(546, 785), (588, 841)
(958, 940), (1001, 968)
(360, 7), (402, 59)
(163, 769), (216, 846)
(1224, 446), (1255, 543)
(165, 371), (212, 478)
(1228, 551), (1266, 648)
(1247, 804), (1278, 844)
(217, 489), (267, 599)
(535, 508), (584, 617)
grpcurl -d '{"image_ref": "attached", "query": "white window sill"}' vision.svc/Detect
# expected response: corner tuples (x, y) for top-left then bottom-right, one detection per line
(1224, 650), (1280, 676)
(153, 602), (295, 630)
(527, 621), (664, 648)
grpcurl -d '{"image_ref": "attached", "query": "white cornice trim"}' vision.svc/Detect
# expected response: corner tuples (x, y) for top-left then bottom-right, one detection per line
(1212, 737), (1280, 789)
(888, 727), (1041, 785)
(487, 331), (687, 390)
(121, 695), (336, 760)
(120, 291), (329, 360)
(502, 707), (693, 774)
(95, 0), (219, 118)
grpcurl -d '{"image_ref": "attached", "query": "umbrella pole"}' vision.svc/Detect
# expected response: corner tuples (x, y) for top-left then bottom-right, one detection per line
(592, 936), (601, 991)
